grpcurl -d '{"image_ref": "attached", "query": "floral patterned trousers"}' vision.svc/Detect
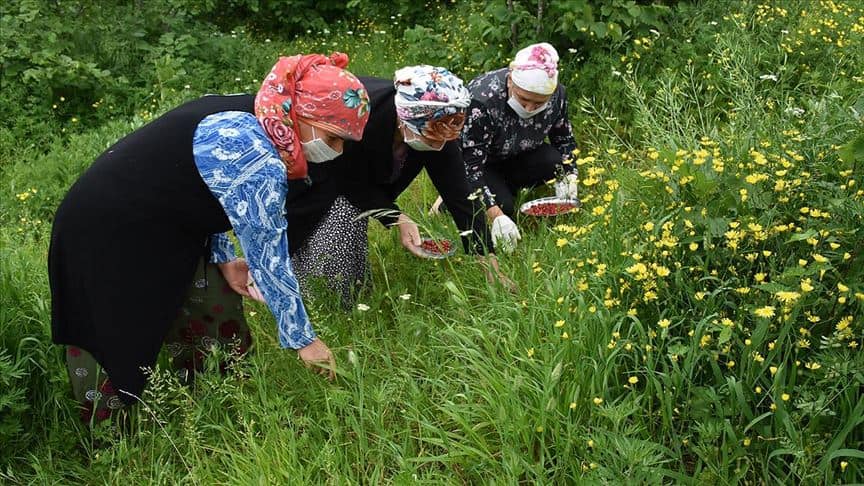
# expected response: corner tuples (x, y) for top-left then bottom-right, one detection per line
(66, 259), (251, 423)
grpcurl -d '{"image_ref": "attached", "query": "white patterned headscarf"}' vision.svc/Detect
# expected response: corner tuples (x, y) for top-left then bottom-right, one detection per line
(393, 65), (471, 138)
(509, 42), (559, 95)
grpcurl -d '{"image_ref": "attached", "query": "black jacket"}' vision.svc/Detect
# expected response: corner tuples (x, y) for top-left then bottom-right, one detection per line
(49, 95), (253, 402)
(286, 77), (493, 255)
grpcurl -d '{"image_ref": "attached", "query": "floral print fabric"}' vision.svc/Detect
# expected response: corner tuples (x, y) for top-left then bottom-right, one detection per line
(255, 53), (370, 180)
(393, 65), (471, 136)
(461, 68), (577, 208)
(193, 111), (316, 349)
(209, 232), (236, 263)
(509, 42), (560, 95)
(67, 260), (250, 423)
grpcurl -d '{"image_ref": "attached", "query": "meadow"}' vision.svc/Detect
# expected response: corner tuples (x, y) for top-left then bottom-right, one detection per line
(1, 0), (862, 483)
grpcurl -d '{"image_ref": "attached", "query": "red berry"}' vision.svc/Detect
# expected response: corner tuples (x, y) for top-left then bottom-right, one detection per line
(420, 239), (453, 255)
(524, 202), (576, 216)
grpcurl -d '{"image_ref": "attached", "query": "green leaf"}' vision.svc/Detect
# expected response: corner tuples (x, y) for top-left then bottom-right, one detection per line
(838, 133), (864, 167)
(706, 217), (729, 238)
(718, 326), (732, 345)
(668, 344), (688, 356)
(826, 448), (864, 461)
(787, 228), (818, 243)
(756, 282), (790, 293)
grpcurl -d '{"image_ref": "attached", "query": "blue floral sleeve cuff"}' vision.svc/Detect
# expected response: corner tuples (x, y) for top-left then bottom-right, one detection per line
(209, 232), (237, 263)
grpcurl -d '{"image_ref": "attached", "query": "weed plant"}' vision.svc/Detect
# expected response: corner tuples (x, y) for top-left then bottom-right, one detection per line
(1, 0), (862, 483)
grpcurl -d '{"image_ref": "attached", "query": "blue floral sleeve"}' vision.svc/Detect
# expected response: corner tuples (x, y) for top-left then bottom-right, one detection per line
(209, 232), (237, 263)
(192, 111), (316, 349)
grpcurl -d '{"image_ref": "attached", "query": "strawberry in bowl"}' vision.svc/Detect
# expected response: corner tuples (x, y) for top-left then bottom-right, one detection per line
(418, 238), (456, 259)
(519, 197), (581, 217)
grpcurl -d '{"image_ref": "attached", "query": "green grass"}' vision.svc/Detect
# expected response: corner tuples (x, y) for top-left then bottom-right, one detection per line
(2, 0), (863, 483)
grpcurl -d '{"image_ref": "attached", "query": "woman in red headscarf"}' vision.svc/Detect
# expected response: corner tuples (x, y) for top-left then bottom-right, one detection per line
(48, 53), (369, 422)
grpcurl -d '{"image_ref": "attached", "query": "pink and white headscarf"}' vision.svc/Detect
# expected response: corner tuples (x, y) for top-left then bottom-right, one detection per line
(255, 53), (370, 180)
(509, 43), (559, 95)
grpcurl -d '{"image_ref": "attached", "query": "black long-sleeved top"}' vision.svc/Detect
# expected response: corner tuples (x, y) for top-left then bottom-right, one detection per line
(286, 77), (493, 255)
(461, 68), (577, 208)
(49, 95), (254, 402)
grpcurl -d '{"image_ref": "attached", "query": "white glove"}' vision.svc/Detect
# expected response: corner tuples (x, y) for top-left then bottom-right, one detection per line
(491, 215), (521, 253)
(554, 173), (579, 199)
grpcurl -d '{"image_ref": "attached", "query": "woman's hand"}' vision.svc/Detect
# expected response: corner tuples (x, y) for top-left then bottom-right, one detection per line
(396, 213), (426, 258)
(477, 254), (518, 294)
(245, 274), (266, 302)
(298, 338), (336, 380)
(217, 259), (252, 298)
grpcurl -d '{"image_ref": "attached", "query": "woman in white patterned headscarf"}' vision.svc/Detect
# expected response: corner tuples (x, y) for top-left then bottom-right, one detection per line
(393, 64), (471, 145)
(287, 65), (516, 308)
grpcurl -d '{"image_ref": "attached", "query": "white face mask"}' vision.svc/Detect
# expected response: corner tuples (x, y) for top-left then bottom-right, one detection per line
(403, 126), (445, 152)
(507, 96), (549, 119)
(301, 126), (342, 163)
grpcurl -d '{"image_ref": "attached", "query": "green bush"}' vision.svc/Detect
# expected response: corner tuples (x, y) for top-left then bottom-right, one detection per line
(1, 0), (863, 483)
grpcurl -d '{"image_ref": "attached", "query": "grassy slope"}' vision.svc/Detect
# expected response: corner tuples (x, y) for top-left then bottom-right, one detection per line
(2, 0), (863, 483)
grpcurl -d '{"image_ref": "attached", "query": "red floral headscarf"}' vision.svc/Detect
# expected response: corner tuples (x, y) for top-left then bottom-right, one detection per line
(255, 53), (370, 179)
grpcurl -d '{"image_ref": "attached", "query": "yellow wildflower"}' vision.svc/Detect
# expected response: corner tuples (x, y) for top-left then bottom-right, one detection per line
(775, 291), (801, 303)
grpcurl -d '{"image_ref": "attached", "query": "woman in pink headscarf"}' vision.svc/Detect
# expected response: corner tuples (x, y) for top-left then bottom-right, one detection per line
(49, 52), (369, 423)
(430, 43), (579, 253)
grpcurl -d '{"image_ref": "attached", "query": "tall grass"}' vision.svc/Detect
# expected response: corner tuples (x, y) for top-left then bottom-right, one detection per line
(2, 0), (862, 483)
